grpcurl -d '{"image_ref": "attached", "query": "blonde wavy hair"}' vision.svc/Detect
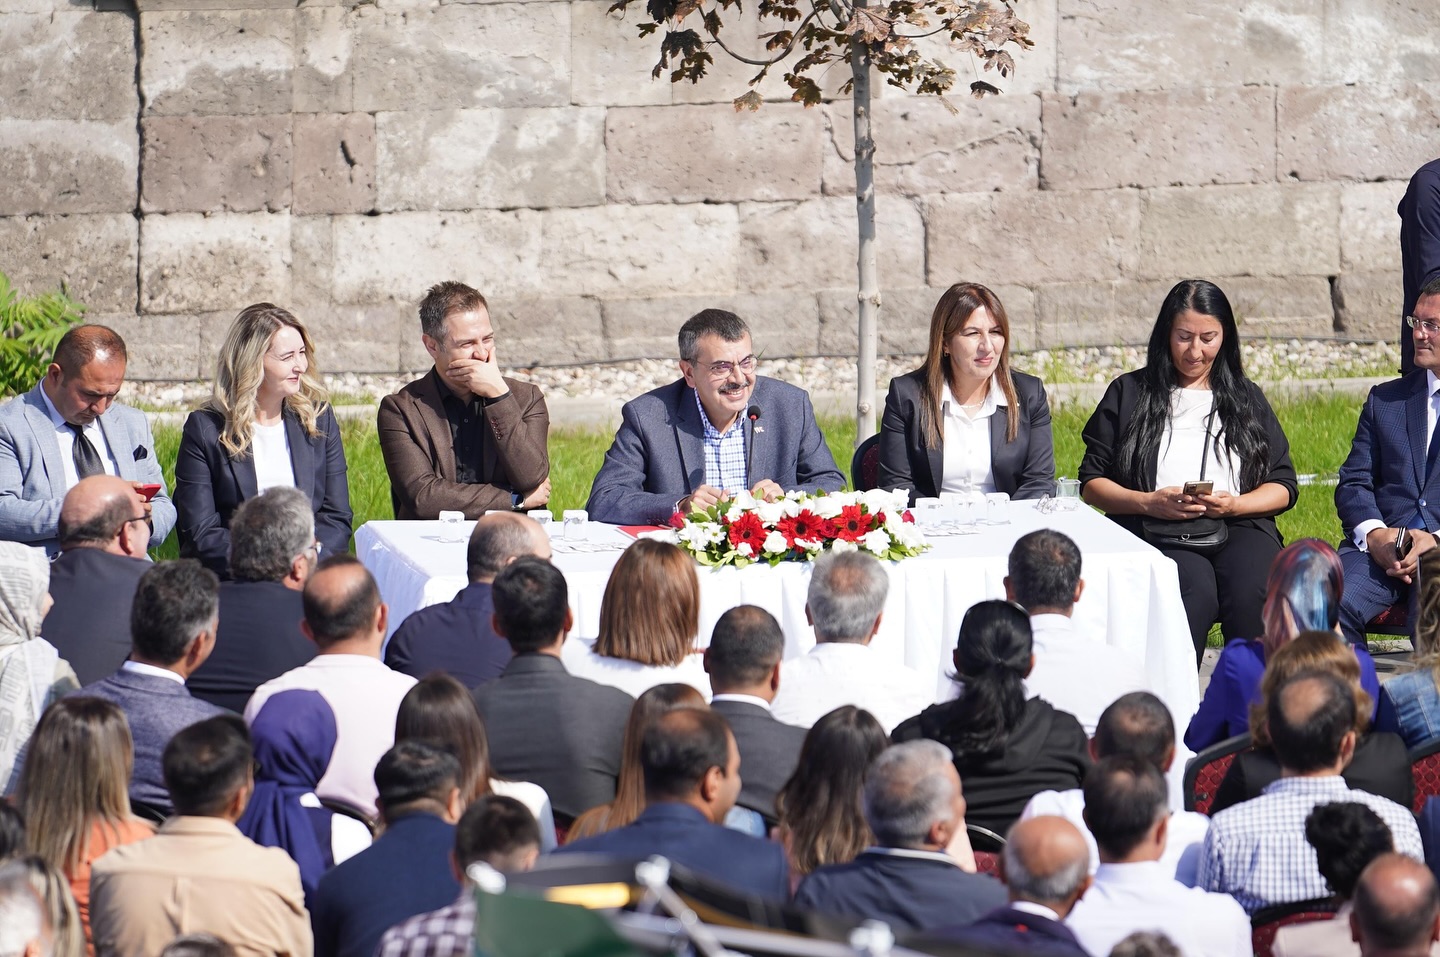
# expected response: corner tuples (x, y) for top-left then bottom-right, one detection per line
(1248, 630), (1372, 747)
(210, 303), (329, 457)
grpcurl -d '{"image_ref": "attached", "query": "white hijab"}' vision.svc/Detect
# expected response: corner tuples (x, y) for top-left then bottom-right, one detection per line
(0, 542), (59, 792)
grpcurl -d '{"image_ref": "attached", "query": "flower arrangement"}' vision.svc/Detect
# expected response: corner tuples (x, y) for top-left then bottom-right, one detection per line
(670, 488), (929, 567)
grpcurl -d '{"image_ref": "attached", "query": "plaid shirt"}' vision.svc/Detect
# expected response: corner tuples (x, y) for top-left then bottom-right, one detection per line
(1198, 775), (1424, 914)
(695, 390), (749, 493)
(376, 892), (475, 957)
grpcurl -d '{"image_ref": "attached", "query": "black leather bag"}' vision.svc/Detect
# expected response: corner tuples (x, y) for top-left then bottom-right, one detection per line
(1141, 397), (1229, 555)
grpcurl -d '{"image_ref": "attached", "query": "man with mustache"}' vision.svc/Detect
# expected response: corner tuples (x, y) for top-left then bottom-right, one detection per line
(586, 309), (845, 526)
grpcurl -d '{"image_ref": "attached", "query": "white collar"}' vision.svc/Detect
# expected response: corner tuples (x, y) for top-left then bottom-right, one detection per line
(121, 659), (186, 685)
(862, 847), (959, 867)
(1428, 370), (1439, 398)
(940, 376), (1008, 418)
(711, 693), (773, 711)
(1008, 900), (1062, 922)
(37, 382), (73, 431)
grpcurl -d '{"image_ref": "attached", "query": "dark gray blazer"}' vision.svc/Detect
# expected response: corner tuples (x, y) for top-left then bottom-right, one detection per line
(709, 698), (805, 821)
(73, 669), (228, 814)
(41, 548), (149, 686)
(877, 368), (1055, 504)
(470, 653), (633, 822)
(585, 377), (845, 525)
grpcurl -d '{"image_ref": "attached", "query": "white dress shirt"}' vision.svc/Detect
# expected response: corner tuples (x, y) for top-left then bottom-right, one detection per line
(1354, 369), (1440, 550)
(1068, 861), (1253, 957)
(120, 659), (185, 685)
(939, 378), (1004, 494)
(771, 641), (933, 734)
(1024, 614), (1150, 736)
(1019, 787), (1209, 886)
(38, 383), (117, 489)
(245, 654), (418, 817)
(250, 420), (295, 493)
(559, 637), (711, 701)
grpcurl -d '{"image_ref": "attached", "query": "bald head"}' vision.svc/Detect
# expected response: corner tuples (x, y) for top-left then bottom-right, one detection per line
(1270, 670), (1356, 775)
(466, 513), (551, 583)
(301, 555), (385, 653)
(59, 474), (149, 555)
(53, 324), (127, 375)
(1352, 853), (1440, 956)
(1002, 816), (1092, 918)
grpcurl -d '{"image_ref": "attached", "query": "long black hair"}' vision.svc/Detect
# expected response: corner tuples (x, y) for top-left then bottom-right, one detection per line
(939, 601), (1032, 761)
(1113, 279), (1270, 492)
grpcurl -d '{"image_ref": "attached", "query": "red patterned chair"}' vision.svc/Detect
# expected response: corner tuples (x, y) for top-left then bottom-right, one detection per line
(851, 434), (882, 492)
(1368, 603), (1410, 638)
(1411, 738), (1440, 815)
(967, 823), (1005, 878)
(1250, 898), (1341, 957)
(1183, 733), (1252, 815)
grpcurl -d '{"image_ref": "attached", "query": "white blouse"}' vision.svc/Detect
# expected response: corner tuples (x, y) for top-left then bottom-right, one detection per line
(939, 377), (1006, 494)
(252, 421), (295, 492)
(559, 637), (711, 701)
(1154, 387), (1242, 494)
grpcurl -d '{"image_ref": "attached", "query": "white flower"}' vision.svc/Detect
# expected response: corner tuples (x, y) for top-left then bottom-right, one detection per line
(763, 530), (789, 554)
(829, 490), (862, 508)
(829, 538), (859, 554)
(756, 500), (787, 525)
(678, 522), (723, 548)
(861, 528), (892, 554)
(729, 489), (759, 512)
(795, 537), (825, 552)
(811, 495), (845, 519)
(735, 542), (754, 558)
(890, 522), (925, 550)
(862, 488), (908, 515)
(781, 496), (803, 518)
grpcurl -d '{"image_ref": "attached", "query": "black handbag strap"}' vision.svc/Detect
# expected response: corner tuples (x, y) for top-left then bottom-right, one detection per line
(1198, 395), (1217, 482)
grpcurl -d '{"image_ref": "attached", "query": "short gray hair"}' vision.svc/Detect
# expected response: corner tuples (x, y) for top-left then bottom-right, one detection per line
(1002, 828), (1091, 906)
(863, 740), (957, 849)
(228, 487), (315, 583)
(808, 550), (889, 642)
(0, 864), (46, 957)
(677, 309), (748, 362)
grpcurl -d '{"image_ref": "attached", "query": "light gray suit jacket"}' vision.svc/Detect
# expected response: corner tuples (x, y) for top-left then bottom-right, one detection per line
(585, 376), (845, 525)
(0, 383), (176, 552)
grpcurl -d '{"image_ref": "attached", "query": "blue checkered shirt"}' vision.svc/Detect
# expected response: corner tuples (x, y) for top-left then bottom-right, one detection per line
(695, 389), (748, 493)
(376, 892), (475, 957)
(1198, 775), (1424, 915)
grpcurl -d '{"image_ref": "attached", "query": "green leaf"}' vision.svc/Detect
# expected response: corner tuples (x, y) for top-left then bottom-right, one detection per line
(0, 273), (86, 398)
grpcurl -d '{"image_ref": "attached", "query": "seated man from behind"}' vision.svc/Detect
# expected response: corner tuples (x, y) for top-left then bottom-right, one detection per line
(311, 741), (465, 957)
(378, 281), (549, 520)
(704, 605), (806, 822)
(586, 309), (844, 526)
(89, 716), (310, 957)
(188, 487), (318, 713)
(43, 474), (153, 686)
(472, 557), (632, 823)
(1352, 853), (1440, 957)
(793, 740), (1006, 934)
(1020, 691), (1209, 883)
(1005, 528), (1149, 735)
(770, 550), (931, 733)
(377, 794), (541, 957)
(385, 512), (551, 687)
(1066, 756), (1252, 957)
(76, 558), (226, 817)
(1199, 670), (1423, 914)
(558, 708), (789, 901)
(0, 324), (175, 553)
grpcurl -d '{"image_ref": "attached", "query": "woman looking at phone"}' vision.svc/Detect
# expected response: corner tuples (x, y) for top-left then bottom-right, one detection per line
(1078, 280), (1298, 664)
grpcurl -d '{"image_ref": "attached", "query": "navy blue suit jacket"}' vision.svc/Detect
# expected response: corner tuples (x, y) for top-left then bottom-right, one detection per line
(73, 669), (228, 814)
(556, 803), (789, 901)
(917, 905), (1089, 957)
(385, 581), (511, 688)
(1336, 372), (1440, 538)
(793, 850), (1007, 934)
(41, 548), (148, 686)
(310, 811), (460, 957)
(188, 580), (315, 714)
(1400, 158), (1440, 374)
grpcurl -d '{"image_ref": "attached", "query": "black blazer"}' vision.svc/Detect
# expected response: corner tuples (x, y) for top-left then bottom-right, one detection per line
(709, 698), (807, 821)
(793, 851), (1007, 934)
(188, 580), (316, 714)
(41, 548), (149, 686)
(175, 405), (353, 575)
(1077, 369), (1298, 542)
(877, 369), (1055, 504)
(1209, 731), (1413, 815)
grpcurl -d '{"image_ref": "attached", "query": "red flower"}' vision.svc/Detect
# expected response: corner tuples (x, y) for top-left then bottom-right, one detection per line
(668, 510), (687, 529)
(777, 510), (831, 547)
(901, 510), (915, 524)
(833, 505), (875, 542)
(726, 512), (766, 550)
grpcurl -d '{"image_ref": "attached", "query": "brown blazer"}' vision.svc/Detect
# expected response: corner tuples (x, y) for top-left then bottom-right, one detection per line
(377, 370), (549, 519)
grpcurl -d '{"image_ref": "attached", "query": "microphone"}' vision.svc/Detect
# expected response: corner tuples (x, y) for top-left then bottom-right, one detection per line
(746, 405), (763, 487)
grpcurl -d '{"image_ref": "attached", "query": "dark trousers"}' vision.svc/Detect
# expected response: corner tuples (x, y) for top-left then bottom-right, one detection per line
(1338, 544), (1417, 646)
(1161, 523), (1281, 665)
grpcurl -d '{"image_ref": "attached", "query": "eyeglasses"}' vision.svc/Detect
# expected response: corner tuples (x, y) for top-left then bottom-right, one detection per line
(1408, 316), (1440, 336)
(692, 354), (757, 378)
(116, 515), (148, 535)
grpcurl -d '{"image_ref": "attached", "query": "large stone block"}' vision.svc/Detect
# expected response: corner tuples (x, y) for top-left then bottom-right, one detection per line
(493, 297), (606, 367)
(570, 0), (671, 108)
(1341, 181), (1408, 273)
(1240, 0), (1327, 87)
(1136, 185), (1340, 280)
(0, 215), (138, 314)
(98, 313), (212, 381)
(1035, 281), (1159, 348)
(290, 215), (333, 309)
(1326, 0), (1440, 86)
(0, 13), (137, 120)
(330, 210), (544, 305)
(607, 106), (823, 204)
(377, 108), (605, 211)
(142, 115), (293, 213)
(926, 190), (1141, 286)
(0, 120), (138, 216)
(352, 5), (570, 112)
(819, 285), (1037, 355)
(602, 292), (819, 360)
(1278, 84), (1440, 182)
(1333, 270), (1403, 340)
(737, 197), (925, 293)
(538, 204), (740, 298)
(140, 10), (295, 116)
(294, 113), (376, 215)
(301, 303), (408, 373)
(1226, 275), (1337, 338)
(821, 95), (1040, 198)
(295, 7), (355, 114)
(140, 213), (292, 313)
(669, 2), (825, 106)
(1040, 87), (1275, 190)
(135, 0), (296, 11)
(1056, 0), (1247, 93)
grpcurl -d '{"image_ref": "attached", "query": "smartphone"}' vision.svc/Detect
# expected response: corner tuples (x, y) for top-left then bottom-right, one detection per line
(1182, 480), (1214, 496)
(136, 483), (162, 502)
(1397, 527), (1413, 560)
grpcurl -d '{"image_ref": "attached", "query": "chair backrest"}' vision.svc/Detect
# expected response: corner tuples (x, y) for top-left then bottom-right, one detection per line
(973, 851), (1000, 877)
(1183, 733), (1252, 815)
(1368, 602), (1411, 637)
(966, 822), (1006, 853)
(1411, 738), (1440, 815)
(1250, 898), (1341, 957)
(320, 797), (379, 837)
(851, 434), (881, 492)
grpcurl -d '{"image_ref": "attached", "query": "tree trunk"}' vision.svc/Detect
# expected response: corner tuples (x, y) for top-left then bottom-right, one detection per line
(850, 30), (879, 444)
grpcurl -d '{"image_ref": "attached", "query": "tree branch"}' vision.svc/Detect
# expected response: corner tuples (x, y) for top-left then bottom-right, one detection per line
(707, 7), (825, 66)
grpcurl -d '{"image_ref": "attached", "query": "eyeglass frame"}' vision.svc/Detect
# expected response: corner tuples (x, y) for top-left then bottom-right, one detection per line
(1407, 315), (1440, 336)
(686, 354), (758, 378)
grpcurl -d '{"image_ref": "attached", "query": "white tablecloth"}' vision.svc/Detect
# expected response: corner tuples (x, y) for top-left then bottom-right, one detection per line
(354, 502), (1200, 726)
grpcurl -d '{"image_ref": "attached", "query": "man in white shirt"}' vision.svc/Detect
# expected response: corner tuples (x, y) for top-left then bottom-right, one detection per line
(1005, 529), (1149, 735)
(1020, 692), (1209, 884)
(770, 550), (932, 734)
(1351, 853), (1440, 957)
(1067, 755), (1253, 957)
(245, 555), (417, 817)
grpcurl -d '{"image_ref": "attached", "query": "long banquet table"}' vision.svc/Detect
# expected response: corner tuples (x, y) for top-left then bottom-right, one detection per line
(355, 501), (1201, 726)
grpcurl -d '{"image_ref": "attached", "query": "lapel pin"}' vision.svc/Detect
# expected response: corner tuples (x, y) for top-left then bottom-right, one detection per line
(754, 426), (765, 434)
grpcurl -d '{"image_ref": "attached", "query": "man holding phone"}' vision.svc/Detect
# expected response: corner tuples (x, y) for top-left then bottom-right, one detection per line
(1336, 275), (1440, 644)
(0, 325), (175, 554)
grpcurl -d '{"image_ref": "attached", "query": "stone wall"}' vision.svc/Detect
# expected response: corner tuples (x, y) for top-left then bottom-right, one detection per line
(2, 0), (1438, 378)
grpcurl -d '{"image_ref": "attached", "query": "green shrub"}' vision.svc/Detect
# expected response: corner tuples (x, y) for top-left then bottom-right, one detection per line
(0, 273), (86, 397)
